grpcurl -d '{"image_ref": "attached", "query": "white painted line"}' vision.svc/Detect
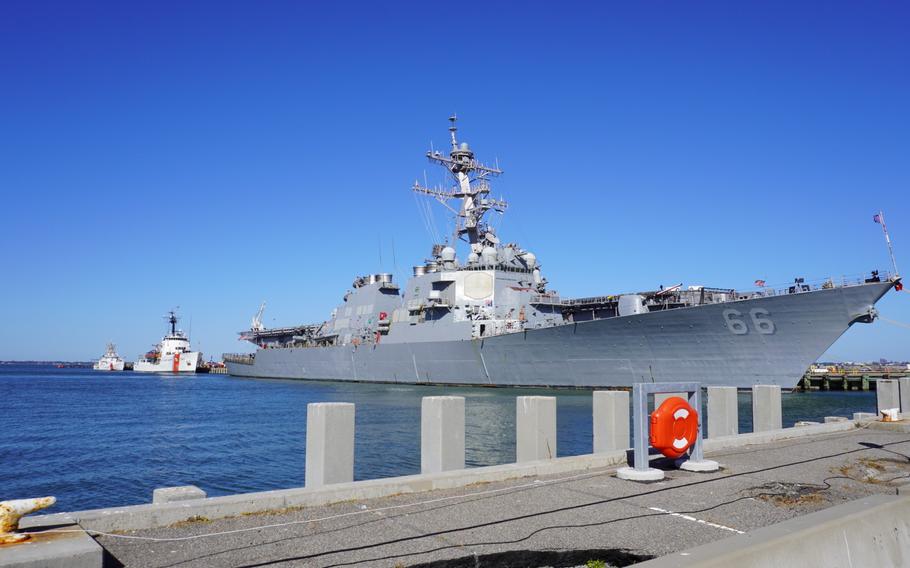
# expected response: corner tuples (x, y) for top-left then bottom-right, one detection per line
(648, 506), (745, 534)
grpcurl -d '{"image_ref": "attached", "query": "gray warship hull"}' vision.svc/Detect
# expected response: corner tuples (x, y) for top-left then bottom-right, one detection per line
(226, 280), (893, 388)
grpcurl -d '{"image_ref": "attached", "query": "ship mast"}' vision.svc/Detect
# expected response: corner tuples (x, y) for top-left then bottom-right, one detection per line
(413, 116), (507, 253)
(167, 310), (178, 335)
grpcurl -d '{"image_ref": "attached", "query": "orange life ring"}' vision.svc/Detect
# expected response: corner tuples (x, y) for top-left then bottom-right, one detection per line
(649, 396), (699, 459)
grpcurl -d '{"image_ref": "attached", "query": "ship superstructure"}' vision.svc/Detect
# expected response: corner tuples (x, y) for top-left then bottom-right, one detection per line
(225, 118), (899, 388)
(135, 311), (201, 373)
(93, 343), (125, 371)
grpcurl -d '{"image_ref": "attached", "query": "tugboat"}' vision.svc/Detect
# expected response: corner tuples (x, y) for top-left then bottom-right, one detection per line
(92, 343), (125, 371)
(134, 311), (202, 373)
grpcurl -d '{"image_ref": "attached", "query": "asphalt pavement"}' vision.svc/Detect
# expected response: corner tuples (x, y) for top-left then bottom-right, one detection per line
(96, 427), (910, 568)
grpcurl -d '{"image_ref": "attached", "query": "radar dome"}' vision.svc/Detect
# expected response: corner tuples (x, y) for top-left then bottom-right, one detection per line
(523, 252), (537, 268)
(481, 247), (497, 264)
(468, 252), (479, 264)
(440, 246), (456, 262)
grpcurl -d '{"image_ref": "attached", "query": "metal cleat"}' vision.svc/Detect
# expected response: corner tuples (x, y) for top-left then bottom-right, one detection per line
(881, 408), (900, 422)
(0, 496), (56, 544)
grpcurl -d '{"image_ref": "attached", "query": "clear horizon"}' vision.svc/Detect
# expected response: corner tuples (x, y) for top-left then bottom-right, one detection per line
(1, 1), (908, 362)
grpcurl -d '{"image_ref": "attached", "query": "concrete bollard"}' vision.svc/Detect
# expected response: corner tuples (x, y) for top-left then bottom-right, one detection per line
(899, 377), (910, 416)
(305, 402), (355, 488)
(877, 379), (900, 414)
(516, 396), (557, 462)
(152, 485), (207, 504)
(707, 386), (738, 438)
(593, 391), (630, 452)
(421, 396), (465, 474)
(654, 392), (686, 407)
(752, 385), (782, 432)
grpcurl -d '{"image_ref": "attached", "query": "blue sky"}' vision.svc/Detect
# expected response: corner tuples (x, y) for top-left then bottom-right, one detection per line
(1, 1), (908, 362)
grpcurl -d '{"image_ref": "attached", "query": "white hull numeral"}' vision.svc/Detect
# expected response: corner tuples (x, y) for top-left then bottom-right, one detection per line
(723, 308), (776, 335)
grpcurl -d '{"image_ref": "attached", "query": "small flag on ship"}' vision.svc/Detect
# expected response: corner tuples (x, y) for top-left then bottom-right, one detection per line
(873, 213), (882, 223)
(754, 279), (766, 287)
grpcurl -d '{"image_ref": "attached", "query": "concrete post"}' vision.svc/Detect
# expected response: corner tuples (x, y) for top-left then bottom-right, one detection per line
(421, 396), (465, 474)
(877, 379), (900, 414)
(516, 396), (557, 462)
(900, 378), (910, 416)
(707, 386), (738, 438)
(654, 392), (686, 407)
(593, 391), (629, 452)
(752, 385), (782, 432)
(305, 402), (355, 488)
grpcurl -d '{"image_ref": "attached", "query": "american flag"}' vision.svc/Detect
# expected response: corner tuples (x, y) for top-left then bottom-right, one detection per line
(874, 213), (882, 224)
(754, 279), (766, 287)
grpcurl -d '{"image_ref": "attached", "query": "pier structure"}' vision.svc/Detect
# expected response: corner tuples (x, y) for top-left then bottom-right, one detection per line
(798, 369), (910, 391)
(8, 383), (910, 568)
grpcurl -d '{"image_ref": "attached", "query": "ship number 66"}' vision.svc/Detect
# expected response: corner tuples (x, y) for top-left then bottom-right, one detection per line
(723, 308), (775, 335)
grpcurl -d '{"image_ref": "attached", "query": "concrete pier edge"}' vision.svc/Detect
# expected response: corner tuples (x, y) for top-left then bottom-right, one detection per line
(634, 493), (910, 567)
(24, 420), (860, 535)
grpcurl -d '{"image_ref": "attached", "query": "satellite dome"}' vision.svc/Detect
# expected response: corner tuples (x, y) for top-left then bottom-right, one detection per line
(468, 252), (479, 264)
(523, 252), (537, 268)
(441, 246), (456, 261)
(481, 247), (497, 264)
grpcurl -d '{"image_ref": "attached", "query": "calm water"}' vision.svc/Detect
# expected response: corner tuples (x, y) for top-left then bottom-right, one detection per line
(0, 365), (876, 513)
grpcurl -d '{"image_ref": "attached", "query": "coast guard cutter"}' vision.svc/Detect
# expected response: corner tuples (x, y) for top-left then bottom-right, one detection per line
(225, 118), (900, 388)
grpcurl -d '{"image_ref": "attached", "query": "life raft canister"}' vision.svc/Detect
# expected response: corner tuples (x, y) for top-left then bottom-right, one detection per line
(649, 396), (699, 459)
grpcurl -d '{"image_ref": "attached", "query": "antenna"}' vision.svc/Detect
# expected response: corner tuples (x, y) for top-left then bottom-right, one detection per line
(448, 114), (458, 149)
(391, 236), (398, 273)
(876, 210), (900, 277)
(412, 117), (506, 249)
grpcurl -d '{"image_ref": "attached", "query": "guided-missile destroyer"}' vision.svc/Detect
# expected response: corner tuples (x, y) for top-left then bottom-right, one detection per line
(225, 118), (899, 388)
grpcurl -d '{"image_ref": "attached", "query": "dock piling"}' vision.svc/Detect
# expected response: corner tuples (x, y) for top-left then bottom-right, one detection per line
(752, 385), (782, 432)
(516, 396), (557, 462)
(305, 402), (355, 488)
(421, 396), (465, 474)
(707, 386), (738, 438)
(593, 391), (630, 452)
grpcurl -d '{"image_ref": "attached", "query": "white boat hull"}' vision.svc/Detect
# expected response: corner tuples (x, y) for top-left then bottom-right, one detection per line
(134, 351), (200, 373)
(92, 360), (125, 371)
